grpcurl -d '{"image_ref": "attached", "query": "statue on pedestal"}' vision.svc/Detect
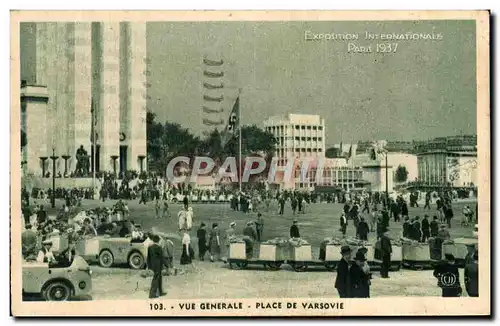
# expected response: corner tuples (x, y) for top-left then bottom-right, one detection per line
(75, 145), (90, 176)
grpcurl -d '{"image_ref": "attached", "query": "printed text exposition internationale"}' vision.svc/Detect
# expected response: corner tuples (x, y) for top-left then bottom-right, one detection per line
(304, 31), (444, 41)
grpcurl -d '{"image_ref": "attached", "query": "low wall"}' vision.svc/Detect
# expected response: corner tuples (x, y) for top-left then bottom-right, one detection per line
(22, 176), (101, 190)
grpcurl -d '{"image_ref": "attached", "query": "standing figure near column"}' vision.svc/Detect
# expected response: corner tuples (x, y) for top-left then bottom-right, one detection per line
(379, 229), (392, 279)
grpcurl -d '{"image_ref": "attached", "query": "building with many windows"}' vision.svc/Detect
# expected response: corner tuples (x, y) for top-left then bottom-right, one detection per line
(416, 135), (477, 187)
(263, 114), (326, 163)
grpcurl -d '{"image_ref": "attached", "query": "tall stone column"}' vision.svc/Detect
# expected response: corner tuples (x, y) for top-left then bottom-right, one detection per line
(99, 23), (121, 172)
(71, 22), (93, 172)
(126, 22), (147, 172)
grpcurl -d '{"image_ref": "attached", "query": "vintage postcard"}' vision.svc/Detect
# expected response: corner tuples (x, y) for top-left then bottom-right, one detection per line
(11, 10), (490, 317)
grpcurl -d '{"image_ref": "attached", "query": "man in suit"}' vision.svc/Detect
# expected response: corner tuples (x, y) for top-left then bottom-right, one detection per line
(335, 246), (352, 298)
(421, 215), (431, 243)
(356, 217), (369, 241)
(22, 224), (37, 259)
(402, 216), (410, 238)
(289, 220), (300, 238)
(37, 205), (47, 225)
(430, 216), (439, 237)
(147, 235), (166, 299)
(255, 213), (264, 241)
(380, 229), (392, 278)
(464, 251), (478, 297)
(340, 213), (348, 238)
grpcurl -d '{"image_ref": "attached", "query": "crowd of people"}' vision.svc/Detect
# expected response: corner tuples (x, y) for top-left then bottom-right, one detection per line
(21, 179), (478, 299)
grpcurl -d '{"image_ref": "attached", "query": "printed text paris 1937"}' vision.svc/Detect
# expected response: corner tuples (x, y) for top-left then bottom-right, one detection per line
(304, 30), (444, 54)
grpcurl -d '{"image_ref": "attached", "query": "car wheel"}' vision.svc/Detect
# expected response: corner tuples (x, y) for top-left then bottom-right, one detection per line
(43, 281), (71, 301)
(99, 249), (114, 268)
(128, 251), (145, 270)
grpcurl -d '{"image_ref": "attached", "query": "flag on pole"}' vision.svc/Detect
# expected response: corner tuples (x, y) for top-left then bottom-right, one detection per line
(90, 100), (98, 143)
(347, 145), (353, 160)
(220, 96), (240, 148)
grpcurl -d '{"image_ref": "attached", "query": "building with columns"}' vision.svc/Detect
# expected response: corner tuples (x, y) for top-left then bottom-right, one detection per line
(20, 22), (147, 177)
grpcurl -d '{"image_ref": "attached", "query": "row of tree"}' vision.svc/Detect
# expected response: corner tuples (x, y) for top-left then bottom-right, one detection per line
(147, 111), (277, 174)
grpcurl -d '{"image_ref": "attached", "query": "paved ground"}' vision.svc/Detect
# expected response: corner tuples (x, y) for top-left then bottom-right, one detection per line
(34, 198), (475, 299)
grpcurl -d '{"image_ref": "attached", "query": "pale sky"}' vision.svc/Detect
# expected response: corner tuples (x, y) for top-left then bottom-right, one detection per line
(20, 20), (477, 147)
(146, 20), (476, 146)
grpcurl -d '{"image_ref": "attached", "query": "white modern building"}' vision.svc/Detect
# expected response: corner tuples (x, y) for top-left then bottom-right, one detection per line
(417, 151), (477, 187)
(20, 22), (147, 177)
(263, 114), (326, 163)
(416, 135), (477, 187)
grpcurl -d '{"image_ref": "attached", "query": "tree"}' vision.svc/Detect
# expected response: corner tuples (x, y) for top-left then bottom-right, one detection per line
(146, 111), (201, 173)
(325, 147), (341, 158)
(394, 165), (409, 183)
(201, 124), (276, 160)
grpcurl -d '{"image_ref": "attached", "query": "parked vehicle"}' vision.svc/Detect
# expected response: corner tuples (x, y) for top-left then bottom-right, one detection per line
(76, 236), (149, 269)
(22, 256), (92, 301)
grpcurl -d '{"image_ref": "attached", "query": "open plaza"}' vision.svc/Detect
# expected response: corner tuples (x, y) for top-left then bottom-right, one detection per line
(35, 197), (476, 300)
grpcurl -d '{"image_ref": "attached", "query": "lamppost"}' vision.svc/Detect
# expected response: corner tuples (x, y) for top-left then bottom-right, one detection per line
(111, 155), (119, 176)
(50, 148), (59, 208)
(62, 154), (71, 177)
(39, 156), (48, 177)
(385, 153), (389, 202)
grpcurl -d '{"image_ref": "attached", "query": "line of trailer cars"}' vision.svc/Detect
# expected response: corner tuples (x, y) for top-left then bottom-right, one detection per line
(22, 226), (478, 301)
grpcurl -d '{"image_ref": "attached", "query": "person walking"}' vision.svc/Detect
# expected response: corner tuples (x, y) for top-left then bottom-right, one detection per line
(380, 229), (392, 278)
(290, 220), (300, 238)
(197, 223), (208, 261)
(278, 196), (285, 215)
(356, 217), (369, 241)
(430, 216), (439, 237)
(209, 223), (221, 262)
(413, 216), (422, 242)
(335, 246), (352, 298)
(424, 192), (431, 210)
(350, 251), (371, 298)
(255, 213), (264, 242)
(147, 235), (166, 299)
(340, 213), (348, 238)
(464, 251), (479, 297)
(421, 215), (431, 243)
(180, 231), (194, 271)
(155, 199), (161, 219)
(162, 199), (169, 218)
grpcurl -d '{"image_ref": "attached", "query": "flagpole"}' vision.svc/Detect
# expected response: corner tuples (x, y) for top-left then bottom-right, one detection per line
(238, 89), (242, 193)
(92, 102), (96, 192)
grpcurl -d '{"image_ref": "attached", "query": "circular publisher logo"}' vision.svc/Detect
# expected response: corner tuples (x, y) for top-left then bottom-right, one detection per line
(440, 273), (457, 287)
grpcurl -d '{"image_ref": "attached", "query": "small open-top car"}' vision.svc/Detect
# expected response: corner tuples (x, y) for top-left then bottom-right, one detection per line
(22, 255), (92, 301)
(76, 235), (150, 269)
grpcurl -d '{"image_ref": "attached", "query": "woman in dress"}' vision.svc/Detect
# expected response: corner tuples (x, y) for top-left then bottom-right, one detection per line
(209, 223), (221, 262)
(180, 231), (194, 267)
